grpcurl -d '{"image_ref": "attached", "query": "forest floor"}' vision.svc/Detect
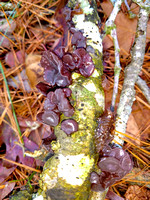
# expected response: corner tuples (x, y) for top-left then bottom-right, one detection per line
(0, 0), (150, 199)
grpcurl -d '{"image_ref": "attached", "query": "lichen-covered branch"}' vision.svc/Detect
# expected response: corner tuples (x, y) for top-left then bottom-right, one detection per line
(115, 5), (149, 144)
(37, 1), (106, 200)
(105, 0), (123, 28)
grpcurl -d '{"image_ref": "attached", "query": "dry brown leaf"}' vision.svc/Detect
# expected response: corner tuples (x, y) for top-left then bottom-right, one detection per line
(25, 54), (43, 88)
(5, 50), (26, 68)
(7, 69), (32, 92)
(126, 114), (140, 145)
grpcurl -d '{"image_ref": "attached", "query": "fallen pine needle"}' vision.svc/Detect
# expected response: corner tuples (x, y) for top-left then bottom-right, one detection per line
(1, 157), (41, 173)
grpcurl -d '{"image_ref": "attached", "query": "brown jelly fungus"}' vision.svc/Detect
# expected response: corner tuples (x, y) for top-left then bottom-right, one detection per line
(95, 110), (114, 153)
(61, 119), (78, 135)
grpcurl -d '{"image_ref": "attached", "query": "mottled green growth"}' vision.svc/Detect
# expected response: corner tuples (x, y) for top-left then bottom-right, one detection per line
(40, 76), (104, 199)
(10, 187), (33, 200)
(40, 54), (104, 199)
(89, 189), (108, 200)
(104, 23), (116, 35)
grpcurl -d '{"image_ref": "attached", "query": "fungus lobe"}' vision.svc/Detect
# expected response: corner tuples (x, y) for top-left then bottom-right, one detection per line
(61, 119), (78, 135)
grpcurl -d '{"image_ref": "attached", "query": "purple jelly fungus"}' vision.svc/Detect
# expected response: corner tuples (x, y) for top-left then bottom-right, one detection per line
(36, 82), (52, 96)
(98, 157), (120, 172)
(92, 146), (133, 191)
(91, 183), (105, 192)
(120, 154), (133, 171)
(54, 46), (65, 58)
(61, 119), (78, 135)
(62, 54), (76, 70)
(106, 190), (124, 200)
(36, 112), (44, 123)
(90, 172), (100, 184)
(108, 147), (125, 159)
(44, 92), (57, 111)
(42, 110), (60, 127)
(63, 88), (72, 97)
(90, 172), (105, 192)
(55, 89), (74, 117)
(72, 48), (95, 77)
(41, 50), (72, 87)
(37, 111), (60, 127)
(71, 30), (86, 48)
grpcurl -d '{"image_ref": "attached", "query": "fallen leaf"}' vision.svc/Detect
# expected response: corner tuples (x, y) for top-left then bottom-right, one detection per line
(5, 50), (26, 68)
(0, 19), (16, 48)
(0, 19), (16, 33)
(25, 54), (43, 88)
(0, 35), (10, 48)
(126, 114), (140, 145)
(7, 69), (32, 92)
(0, 122), (35, 168)
(0, 165), (16, 183)
(0, 182), (16, 200)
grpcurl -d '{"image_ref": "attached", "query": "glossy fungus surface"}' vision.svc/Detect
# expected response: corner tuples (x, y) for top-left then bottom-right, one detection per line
(62, 54), (76, 70)
(90, 145), (133, 191)
(61, 119), (78, 135)
(72, 48), (95, 77)
(70, 28), (86, 48)
(41, 51), (72, 87)
(55, 89), (74, 117)
(37, 88), (74, 126)
(37, 111), (60, 127)
(95, 110), (114, 153)
(37, 6), (95, 130)
(36, 82), (52, 96)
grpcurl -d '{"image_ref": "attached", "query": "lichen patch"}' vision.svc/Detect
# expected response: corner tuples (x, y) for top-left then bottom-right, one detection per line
(58, 154), (94, 186)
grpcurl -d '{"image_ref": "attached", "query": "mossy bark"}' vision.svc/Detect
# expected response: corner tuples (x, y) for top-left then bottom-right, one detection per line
(40, 61), (104, 200)
(39, 1), (106, 199)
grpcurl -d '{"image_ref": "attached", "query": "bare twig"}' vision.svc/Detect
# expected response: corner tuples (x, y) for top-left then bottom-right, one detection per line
(136, 76), (150, 104)
(104, 0), (123, 111)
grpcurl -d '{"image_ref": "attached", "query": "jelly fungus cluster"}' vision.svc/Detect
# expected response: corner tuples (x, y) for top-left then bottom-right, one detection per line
(95, 110), (114, 153)
(90, 145), (133, 191)
(36, 7), (95, 135)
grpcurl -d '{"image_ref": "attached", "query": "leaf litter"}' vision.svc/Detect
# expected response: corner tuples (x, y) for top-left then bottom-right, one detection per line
(0, 0), (150, 199)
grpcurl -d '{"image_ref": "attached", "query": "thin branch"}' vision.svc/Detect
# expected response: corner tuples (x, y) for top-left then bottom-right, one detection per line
(115, 4), (149, 144)
(136, 76), (150, 104)
(104, 0), (123, 111)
